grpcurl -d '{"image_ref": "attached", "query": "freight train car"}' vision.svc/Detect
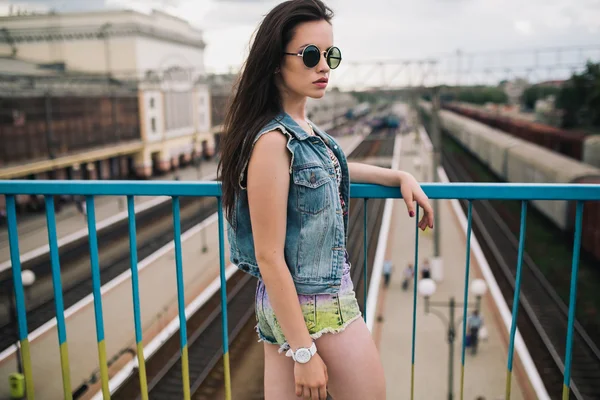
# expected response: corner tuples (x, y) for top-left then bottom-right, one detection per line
(420, 101), (600, 261)
(442, 102), (600, 168)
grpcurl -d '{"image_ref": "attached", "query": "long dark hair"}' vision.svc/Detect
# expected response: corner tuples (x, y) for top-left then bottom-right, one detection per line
(218, 0), (334, 221)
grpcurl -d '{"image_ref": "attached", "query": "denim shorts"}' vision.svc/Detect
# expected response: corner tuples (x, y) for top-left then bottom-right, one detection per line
(255, 260), (362, 353)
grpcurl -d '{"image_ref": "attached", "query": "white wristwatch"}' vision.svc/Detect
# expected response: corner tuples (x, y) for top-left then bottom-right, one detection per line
(285, 342), (317, 364)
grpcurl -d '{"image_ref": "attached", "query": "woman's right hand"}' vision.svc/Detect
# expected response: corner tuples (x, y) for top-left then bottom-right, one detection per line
(294, 353), (329, 400)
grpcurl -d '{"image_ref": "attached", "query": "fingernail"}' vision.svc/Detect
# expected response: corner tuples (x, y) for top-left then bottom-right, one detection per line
(409, 211), (415, 217)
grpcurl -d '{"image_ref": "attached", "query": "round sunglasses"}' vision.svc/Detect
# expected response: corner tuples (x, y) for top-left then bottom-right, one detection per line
(284, 44), (342, 69)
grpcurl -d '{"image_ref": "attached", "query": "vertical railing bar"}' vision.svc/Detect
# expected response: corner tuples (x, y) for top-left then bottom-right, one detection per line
(459, 201), (473, 400)
(45, 196), (72, 400)
(6, 195), (35, 400)
(126, 196), (148, 400)
(85, 195), (110, 399)
(363, 198), (368, 322)
(172, 196), (191, 400)
(217, 198), (232, 400)
(562, 201), (584, 400)
(410, 205), (420, 400)
(505, 200), (527, 400)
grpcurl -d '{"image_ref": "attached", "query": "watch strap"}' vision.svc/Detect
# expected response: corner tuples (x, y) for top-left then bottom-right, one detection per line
(286, 342), (317, 361)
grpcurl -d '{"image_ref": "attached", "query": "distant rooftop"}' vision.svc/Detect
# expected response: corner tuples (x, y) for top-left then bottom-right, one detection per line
(0, 56), (65, 76)
(0, 8), (205, 49)
(0, 56), (138, 96)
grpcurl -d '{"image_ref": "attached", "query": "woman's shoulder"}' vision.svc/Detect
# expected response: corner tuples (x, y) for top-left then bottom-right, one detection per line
(253, 129), (288, 149)
(252, 114), (292, 145)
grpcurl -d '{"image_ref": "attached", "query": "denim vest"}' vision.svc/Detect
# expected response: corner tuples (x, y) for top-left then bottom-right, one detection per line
(227, 112), (350, 295)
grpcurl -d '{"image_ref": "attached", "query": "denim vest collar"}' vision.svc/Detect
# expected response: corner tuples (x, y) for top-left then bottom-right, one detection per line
(274, 111), (332, 145)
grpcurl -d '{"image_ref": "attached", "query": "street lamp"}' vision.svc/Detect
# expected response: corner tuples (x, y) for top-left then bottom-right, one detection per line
(8, 270), (36, 374)
(471, 278), (487, 311)
(418, 278), (487, 400)
(20, 270), (35, 287)
(417, 277), (436, 299)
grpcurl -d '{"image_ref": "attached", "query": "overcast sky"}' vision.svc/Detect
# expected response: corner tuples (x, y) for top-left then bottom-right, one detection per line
(2, 0), (600, 84)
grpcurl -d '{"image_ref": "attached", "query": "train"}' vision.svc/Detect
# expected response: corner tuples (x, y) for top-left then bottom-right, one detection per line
(442, 102), (600, 169)
(420, 101), (600, 261)
(345, 102), (371, 119)
(368, 114), (401, 130)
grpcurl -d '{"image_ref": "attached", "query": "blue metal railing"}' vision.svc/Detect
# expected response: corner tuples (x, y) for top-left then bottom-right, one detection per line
(1, 180), (599, 400)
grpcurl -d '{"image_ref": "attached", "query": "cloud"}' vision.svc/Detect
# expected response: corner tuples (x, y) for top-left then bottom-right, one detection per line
(199, 0), (277, 29)
(4, 0), (599, 79)
(514, 20), (534, 36)
(212, 0), (275, 2)
(2, 0), (108, 12)
(197, 0), (600, 82)
(1, 0), (185, 13)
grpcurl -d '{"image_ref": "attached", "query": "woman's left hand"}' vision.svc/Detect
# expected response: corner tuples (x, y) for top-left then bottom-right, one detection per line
(398, 171), (434, 231)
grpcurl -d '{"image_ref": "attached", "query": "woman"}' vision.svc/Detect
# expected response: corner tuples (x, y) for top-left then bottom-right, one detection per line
(218, 1), (434, 399)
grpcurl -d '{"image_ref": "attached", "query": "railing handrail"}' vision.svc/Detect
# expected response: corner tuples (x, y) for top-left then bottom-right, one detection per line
(1, 180), (600, 200)
(1, 180), (599, 399)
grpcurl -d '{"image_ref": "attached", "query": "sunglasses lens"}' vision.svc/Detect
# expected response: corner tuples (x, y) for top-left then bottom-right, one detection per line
(302, 45), (321, 68)
(327, 47), (342, 69)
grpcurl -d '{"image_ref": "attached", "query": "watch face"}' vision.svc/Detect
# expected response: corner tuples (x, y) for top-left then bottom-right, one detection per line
(295, 348), (311, 363)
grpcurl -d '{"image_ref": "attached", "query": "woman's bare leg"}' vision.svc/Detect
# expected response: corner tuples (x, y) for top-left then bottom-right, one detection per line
(316, 318), (386, 400)
(263, 318), (385, 400)
(263, 343), (297, 399)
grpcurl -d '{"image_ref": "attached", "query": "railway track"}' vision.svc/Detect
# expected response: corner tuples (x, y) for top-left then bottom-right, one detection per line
(442, 137), (600, 400)
(112, 131), (392, 399)
(0, 195), (218, 353)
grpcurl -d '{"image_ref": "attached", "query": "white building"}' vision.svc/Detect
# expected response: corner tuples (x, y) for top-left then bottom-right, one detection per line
(503, 77), (529, 106)
(0, 9), (213, 177)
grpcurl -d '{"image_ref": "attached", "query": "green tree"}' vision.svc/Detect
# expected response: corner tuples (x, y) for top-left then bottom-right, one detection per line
(455, 86), (507, 105)
(556, 61), (600, 129)
(522, 85), (561, 110)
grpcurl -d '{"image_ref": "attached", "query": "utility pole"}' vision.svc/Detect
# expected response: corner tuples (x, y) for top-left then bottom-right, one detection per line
(447, 297), (456, 400)
(431, 87), (441, 259)
(44, 92), (55, 160)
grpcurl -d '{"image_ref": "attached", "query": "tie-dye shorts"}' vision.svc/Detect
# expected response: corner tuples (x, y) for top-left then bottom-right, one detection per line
(254, 259), (362, 353)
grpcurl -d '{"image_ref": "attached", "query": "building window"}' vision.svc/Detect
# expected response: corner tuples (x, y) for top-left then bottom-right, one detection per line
(150, 98), (155, 108)
(151, 117), (156, 133)
(199, 113), (205, 126)
(199, 96), (204, 106)
(165, 90), (193, 131)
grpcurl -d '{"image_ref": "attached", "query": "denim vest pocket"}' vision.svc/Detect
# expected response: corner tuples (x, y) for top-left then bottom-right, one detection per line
(294, 165), (331, 215)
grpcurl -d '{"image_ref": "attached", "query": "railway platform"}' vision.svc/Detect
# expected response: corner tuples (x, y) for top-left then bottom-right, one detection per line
(373, 131), (533, 399)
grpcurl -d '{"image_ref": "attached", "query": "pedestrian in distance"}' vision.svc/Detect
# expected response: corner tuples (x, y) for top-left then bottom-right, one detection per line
(0, 208), (6, 227)
(467, 309), (484, 355)
(402, 264), (414, 291)
(75, 196), (87, 217)
(421, 258), (431, 280)
(218, 1), (434, 399)
(383, 260), (394, 288)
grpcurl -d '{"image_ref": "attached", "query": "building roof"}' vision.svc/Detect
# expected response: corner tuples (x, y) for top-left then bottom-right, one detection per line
(0, 56), (138, 96)
(0, 56), (63, 76)
(0, 9), (205, 49)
